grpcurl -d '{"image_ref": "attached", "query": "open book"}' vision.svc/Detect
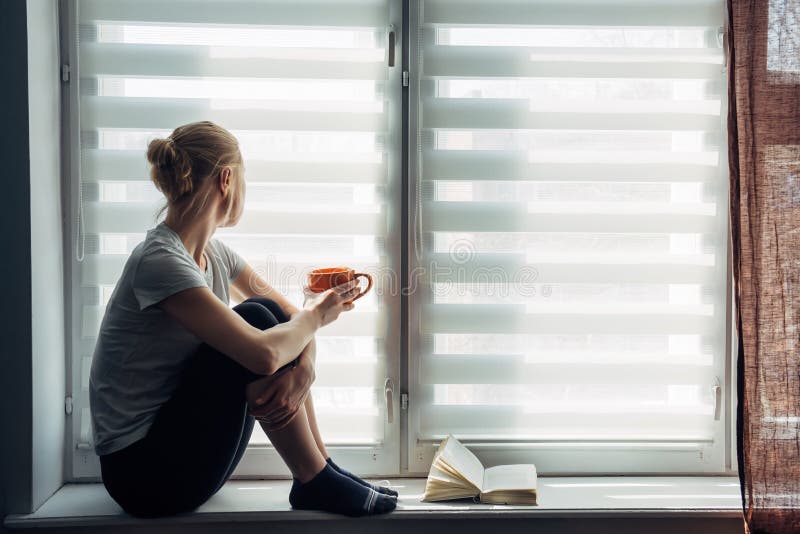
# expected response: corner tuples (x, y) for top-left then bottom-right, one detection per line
(421, 435), (538, 505)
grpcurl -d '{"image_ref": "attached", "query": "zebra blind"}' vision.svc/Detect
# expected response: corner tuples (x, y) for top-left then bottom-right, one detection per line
(411, 0), (728, 470)
(72, 0), (399, 473)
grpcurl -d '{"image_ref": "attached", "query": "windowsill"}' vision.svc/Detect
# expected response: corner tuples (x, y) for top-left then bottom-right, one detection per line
(5, 476), (741, 529)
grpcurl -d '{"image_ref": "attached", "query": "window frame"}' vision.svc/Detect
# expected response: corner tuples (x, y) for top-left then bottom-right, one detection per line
(61, 0), (404, 480)
(61, 0), (736, 481)
(403, 0), (736, 476)
(229, 0), (406, 480)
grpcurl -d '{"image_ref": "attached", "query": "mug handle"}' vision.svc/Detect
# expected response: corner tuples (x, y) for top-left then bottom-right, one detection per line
(350, 273), (374, 302)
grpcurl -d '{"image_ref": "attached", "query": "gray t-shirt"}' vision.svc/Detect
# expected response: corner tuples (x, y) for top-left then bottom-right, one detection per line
(89, 222), (245, 456)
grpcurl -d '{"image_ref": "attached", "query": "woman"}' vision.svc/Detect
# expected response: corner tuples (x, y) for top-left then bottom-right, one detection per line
(89, 121), (397, 518)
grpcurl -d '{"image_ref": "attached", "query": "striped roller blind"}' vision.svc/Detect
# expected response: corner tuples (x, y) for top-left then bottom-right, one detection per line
(412, 0), (728, 456)
(73, 0), (397, 457)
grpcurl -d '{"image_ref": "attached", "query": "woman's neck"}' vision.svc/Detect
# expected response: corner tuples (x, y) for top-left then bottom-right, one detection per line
(163, 212), (217, 266)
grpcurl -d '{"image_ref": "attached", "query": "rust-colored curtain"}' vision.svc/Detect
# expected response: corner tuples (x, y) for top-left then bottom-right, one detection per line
(727, 0), (800, 532)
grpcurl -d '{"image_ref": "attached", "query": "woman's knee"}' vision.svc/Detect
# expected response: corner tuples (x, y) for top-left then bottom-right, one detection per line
(240, 297), (289, 323)
(233, 301), (281, 330)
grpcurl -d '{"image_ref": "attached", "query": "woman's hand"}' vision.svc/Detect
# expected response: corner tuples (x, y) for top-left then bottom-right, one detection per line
(302, 279), (361, 328)
(246, 341), (316, 430)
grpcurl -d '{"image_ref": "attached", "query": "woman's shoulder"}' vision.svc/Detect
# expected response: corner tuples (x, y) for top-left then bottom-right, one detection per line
(208, 237), (245, 280)
(207, 235), (229, 250)
(124, 226), (192, 279)
(144, 223), (184, 250)
(207, 236), (238, 261)
(129, 224), (183, 260)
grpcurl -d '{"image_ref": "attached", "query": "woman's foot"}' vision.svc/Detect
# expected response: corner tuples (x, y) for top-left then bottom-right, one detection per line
(289, 464), (396, 517)
(326, 457), (399, 497)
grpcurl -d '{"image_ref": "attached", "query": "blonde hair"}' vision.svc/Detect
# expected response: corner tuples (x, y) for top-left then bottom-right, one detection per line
(146, 121), (243, 223)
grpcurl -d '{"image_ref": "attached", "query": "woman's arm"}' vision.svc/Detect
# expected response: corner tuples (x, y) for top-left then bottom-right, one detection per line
(159, 281), (359, 375)
(232, 263), (301, 317)
(161, 287), (315, 375)
(247, 337), (317, 429)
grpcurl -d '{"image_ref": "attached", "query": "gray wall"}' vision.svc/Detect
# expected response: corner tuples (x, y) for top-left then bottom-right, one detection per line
(1, 0), (65, 528)
(1, 0), (34, 527)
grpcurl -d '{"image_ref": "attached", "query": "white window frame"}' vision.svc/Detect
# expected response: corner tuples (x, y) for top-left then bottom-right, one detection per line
(61, 0), (736, 480)
(61, 0), (403, 480)
(230, 0), (405, 481)
(404, 0), (736, 476)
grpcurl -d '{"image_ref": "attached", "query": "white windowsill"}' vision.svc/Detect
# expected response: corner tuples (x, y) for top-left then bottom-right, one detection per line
(5, 476), (741, 529)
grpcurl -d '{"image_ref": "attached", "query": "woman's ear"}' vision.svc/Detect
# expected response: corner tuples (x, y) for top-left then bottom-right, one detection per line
(219, 167), (232, 195)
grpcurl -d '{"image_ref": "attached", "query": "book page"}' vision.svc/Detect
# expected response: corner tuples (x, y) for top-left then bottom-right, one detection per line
(437, 436), (485, 491)
(481, 464), (537, 493)
(428, 462), (465, 486)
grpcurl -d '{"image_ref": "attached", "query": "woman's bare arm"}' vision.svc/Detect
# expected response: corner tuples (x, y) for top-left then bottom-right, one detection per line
(159, 281), (359, 375)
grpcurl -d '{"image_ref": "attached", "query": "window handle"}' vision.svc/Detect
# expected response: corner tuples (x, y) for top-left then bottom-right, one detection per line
(713, 378), (722, 421)
(387, 25), (396, 67)
(384, 378), (395, 424)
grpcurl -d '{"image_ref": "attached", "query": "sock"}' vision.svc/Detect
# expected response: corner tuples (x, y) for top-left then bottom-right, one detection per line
(289, 464), (396, 517)
(326, 457), (399, 497)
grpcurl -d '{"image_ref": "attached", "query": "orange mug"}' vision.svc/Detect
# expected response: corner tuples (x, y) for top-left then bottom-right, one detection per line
(307, 267), (373, 303)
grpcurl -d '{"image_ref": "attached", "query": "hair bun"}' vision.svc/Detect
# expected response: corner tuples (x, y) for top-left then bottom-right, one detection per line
(146, 137), (194, 201)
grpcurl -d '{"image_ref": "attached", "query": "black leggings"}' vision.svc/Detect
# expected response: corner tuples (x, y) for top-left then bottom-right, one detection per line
(99, 297), (292, 518)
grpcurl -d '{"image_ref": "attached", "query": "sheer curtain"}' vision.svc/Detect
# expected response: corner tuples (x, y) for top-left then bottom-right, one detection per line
(728, 0), (800, 532)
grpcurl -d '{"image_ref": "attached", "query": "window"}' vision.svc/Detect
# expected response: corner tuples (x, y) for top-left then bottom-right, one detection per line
(66, 0), (402, 478)
(407, 0), (730, 473)
(64, 0), (731, 479)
